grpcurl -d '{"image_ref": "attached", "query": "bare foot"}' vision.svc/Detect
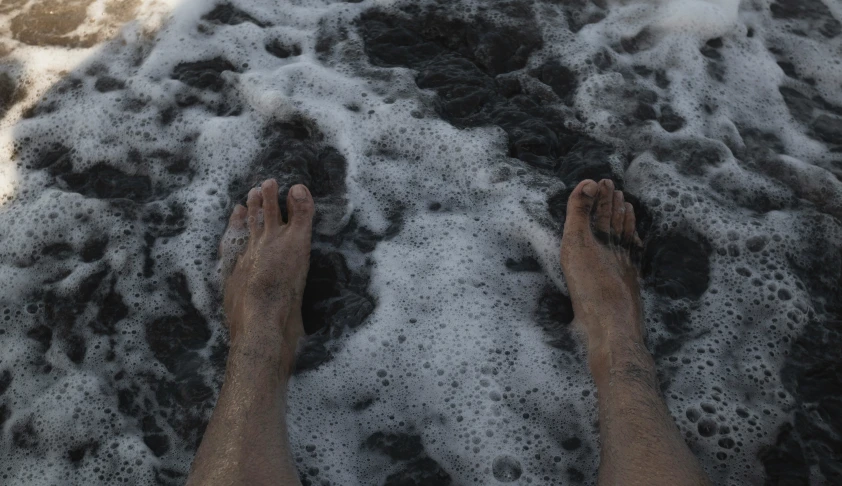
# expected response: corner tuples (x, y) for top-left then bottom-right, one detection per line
(559, 179), (645, 368)
(219, 178), (315, 377)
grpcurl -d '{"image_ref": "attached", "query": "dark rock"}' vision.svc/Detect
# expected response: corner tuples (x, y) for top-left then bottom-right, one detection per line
(58, 163), (153, 201)
(144, 273), (211, 372)
(364, 432), (424, 461)
(384, 457), (452, 486)
(780, 87), (815, 124)
(707, 60), (726, 82)
(12, 418), (39, 449)
(171, 58), (239, 92)
(655, 139), (726, 177)
(265, 39), (302, 58)
(0, 405), (9, 428)
(301, 250), (374, 335)
(26, 325), (53, 352)
(556, 138), (617, 186)
(778, 61), (798, 78)
(474, 30), (541, 76)
(700, 41), (721, 60)
(153, 467), (185, 485)
(359, 7), (587, 175)
(505, 256), (541, 272)
(237, 118), (348, 200)
(90, 282), (129, 335)
(561, 437), (581, 450)
(77, 269), (109, 302)
(68, 441), (99, 463)
(620, 29), (654, 53)
(202, 3), (267, 27)
(142, 202), (187, 238)
(635, 103), (657, 121)
(0, 369), (12, 396)
(738, 127), (785, 160)
(65, 333), (86, 364)
(360, 20), (442, 67)
(567, 467), (585, 482)
(41, 242), (74, 259)
(533, 286), (576, 352)
(143, 434), (170, 457)
(31, 143), (73, 170)
(642, 231), (711, 300)
(813, 114), (842, 144)
(0, 71), (21, 119)
(770, 0), (841, 38)
(530, 60), (577, 100)
(94, 76), (124, 92)
(80, 237), (108, 262)
(759, 424), (810, 484)
(659, 105), (685, 132)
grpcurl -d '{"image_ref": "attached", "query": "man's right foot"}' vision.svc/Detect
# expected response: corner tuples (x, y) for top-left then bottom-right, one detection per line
(559, 179), (645, 367)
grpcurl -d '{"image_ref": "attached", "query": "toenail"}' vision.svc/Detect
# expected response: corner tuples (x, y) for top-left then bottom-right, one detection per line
(291, 185), (307, 200)
(582, 181), (597, 197)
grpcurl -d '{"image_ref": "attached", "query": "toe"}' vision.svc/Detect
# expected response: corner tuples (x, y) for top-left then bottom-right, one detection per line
(219, 204), (247, 256)
(563, 179), (599, 235)
(611, 191), (625, 237)
(247, 187), (263, 234)
(632, 231), (643, 248)
(229, 204), (247, 230)
(623, 202), (637, 243)
(261, 179), (281, 228)
(286, 184), (315, 229)
(594, 179), (615, 234)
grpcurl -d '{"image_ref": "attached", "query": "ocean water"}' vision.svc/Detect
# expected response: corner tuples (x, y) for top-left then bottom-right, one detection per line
(0, 0), (841, 484)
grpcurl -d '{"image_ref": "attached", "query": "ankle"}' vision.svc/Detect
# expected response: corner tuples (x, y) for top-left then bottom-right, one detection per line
(229, 329), (297, 379)
(588, 339), (656, 387)
(228, 343), (295, 384)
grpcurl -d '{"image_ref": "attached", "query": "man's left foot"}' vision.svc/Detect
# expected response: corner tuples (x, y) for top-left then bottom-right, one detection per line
(559, 179), (645, 366)
(218, 178), (315, 375)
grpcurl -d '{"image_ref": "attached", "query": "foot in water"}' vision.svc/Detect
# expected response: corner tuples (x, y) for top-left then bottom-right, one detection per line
(560, 178), (645, 366)
(219, 178), (315, 376)
(560, 180), (711, 485)
(188, 179), (314, 485)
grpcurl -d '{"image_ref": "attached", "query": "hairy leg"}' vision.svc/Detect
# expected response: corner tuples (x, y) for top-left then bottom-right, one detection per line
(560, 179), (710, 486)
(187, 179), (314, 486)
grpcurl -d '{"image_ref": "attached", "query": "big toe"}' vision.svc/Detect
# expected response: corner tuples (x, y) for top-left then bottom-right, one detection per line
(229, 204), (247, 230)
(286, 184), (315, 229)
(219, 204), (246, 254)
(219, 204), (248, 276)
(563, 179), (598, 236)
(247, 186), (264, 234)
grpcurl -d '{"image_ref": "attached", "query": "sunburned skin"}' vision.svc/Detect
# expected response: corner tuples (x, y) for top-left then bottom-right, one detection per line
(189, 177), (710, 486)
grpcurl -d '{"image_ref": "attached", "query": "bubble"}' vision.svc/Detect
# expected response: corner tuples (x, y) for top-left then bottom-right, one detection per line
(698, 419), (718, 437)
(492, 455), (523, 482)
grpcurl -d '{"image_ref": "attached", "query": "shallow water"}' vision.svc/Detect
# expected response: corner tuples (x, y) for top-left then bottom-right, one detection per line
(0, 0), (841, 484)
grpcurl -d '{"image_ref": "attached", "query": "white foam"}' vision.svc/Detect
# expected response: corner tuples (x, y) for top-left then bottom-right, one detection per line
(0, 0), (840, 484)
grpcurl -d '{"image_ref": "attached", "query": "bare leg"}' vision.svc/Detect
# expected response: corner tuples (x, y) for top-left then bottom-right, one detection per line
(187, 179), (314, 486)
(560, 179), (711, 486)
